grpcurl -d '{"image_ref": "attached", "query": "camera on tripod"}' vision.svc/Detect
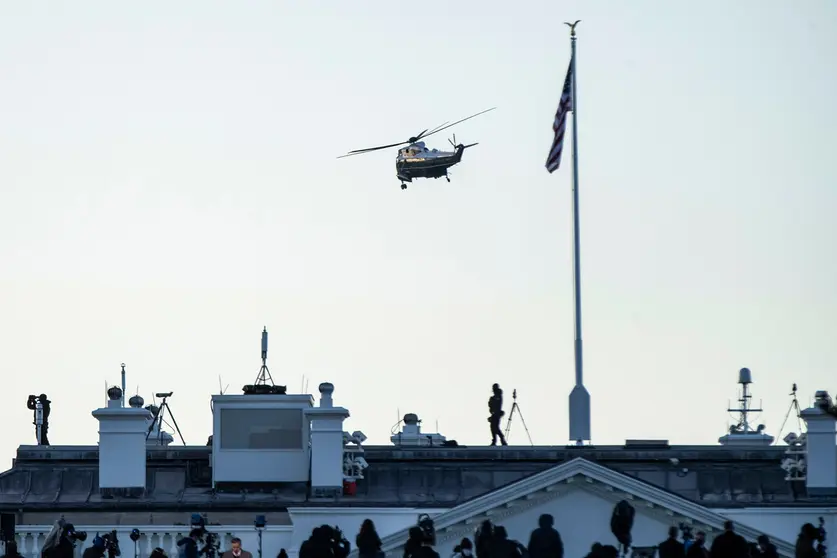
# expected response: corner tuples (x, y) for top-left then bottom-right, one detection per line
(190, 514), (220, 558)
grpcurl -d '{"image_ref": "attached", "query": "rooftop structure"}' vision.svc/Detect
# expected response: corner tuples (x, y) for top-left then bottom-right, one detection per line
(0, 331), (833, 558)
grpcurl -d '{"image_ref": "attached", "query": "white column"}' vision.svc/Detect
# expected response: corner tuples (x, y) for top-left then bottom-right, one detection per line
(308, 382), (349, 498)
(800, 391), (837, 496)
(92, 390), (153, 489)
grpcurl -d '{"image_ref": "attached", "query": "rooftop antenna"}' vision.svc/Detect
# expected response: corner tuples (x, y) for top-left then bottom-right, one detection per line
(776, 383), (804, 443)
(218, 375), (228, 395)
(504, 389), (534, 446)
(255, 326), (274, 386)
(120, 363), (127, 407)
(242, 326), (287, 395)
(728, 367), (762, 434)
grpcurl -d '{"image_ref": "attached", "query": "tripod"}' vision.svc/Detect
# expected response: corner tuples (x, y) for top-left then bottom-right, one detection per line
(147, 392), (187, 445)
(777, 383), (803, 443)
(504, 389), (534, 446)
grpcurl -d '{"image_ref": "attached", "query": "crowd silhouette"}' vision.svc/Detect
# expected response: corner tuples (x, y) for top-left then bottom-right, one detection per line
(289, 501), (825, 558)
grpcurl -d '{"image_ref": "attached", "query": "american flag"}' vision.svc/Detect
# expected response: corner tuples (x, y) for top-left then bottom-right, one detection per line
(545, 60), (574, 173)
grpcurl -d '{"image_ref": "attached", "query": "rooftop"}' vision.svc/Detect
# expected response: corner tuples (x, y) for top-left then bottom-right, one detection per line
(0, 442), (818, 514)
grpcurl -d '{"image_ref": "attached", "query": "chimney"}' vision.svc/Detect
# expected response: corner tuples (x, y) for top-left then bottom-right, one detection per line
(307, 382), (350, 498)
(800, 390), (837, 496)
(92, 386), (153, 492)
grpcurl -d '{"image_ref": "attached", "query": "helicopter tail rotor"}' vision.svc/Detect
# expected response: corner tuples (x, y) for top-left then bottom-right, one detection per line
(449, 133), (478, 150)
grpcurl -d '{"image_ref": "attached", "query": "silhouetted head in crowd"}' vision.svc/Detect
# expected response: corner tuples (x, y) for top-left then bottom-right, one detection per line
(459, 538), (473, 557)
(723, 521), (734, 533)
(357, 519), (382, 556)
(360, 520), (376, 536)
(277, 550), (288, 558)
(667, 527), (678, 540)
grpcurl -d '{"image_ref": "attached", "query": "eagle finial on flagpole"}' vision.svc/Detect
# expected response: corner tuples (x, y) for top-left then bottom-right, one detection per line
(564, 20), (581, 37)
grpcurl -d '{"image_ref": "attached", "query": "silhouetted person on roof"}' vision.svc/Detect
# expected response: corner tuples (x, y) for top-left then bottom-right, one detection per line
(27, 393), (51, 445)
(488, 384), (507, 446)
(709, 521), (747, 558)
(357, 519), (382, 558)
(527, 514), (563, 558)
(658, 527), (685, 558)
(475, 520), (494, 558)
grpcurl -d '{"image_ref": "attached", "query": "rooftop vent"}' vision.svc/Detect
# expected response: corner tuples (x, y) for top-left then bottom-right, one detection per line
(390, 413), (448, 447)
(624, 439), (670, 448)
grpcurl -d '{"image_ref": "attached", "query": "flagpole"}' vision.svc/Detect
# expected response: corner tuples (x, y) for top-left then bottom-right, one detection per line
(565, 21), (591, 446)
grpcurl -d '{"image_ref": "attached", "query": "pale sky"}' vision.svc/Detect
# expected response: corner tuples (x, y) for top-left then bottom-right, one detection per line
(1, 2), (835, 468)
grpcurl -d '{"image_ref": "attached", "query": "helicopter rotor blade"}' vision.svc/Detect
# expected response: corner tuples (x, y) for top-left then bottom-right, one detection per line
(337, 140), (410, 158)
(419, 107), (495, 141)
(418, 121), (449, 141)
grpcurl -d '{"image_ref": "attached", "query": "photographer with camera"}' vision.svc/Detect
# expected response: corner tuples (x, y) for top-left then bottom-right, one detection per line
(83, 536), (107, 558)
(27, 394), (51, 446)
(178, 529), (205, 558)
(42, 520), (86, 558)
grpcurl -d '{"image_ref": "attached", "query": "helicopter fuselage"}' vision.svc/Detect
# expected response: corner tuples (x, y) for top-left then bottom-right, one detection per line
(395, 141), (466, 186)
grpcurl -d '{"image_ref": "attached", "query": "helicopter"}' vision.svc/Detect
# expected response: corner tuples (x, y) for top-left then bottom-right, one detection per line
(338, 107), (495, 190)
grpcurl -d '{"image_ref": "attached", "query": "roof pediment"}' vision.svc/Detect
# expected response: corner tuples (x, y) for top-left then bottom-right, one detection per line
(368, 457), (795, 557)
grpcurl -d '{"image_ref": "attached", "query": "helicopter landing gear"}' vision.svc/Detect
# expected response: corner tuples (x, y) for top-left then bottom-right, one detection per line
(400, 184), (407, 190)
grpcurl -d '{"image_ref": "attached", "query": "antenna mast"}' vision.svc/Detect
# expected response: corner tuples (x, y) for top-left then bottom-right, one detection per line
(255, 326), (274, 386)
(121, 363), (127, 407)
(728, 367), (761, 434)
(243, 326), (287, 395)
